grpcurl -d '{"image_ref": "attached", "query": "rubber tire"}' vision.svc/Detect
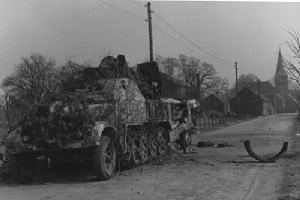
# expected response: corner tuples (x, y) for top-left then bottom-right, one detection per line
(93, 136), (116, 180)
(8, 154), (36, 183)
(180, 130), (192, 149)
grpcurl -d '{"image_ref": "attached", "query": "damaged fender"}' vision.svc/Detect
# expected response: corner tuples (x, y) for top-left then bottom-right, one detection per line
(243, 140), (288, 162)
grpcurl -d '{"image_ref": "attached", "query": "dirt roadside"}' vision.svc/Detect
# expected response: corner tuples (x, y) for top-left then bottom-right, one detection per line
(0, 114), (298, 200)
(278, 116), (300, 200)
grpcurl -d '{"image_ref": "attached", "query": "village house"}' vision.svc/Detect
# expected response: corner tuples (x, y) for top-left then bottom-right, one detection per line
(230, 49), (298, 115)
(230, 87), (274, 116)
(201, 94), (225, 114)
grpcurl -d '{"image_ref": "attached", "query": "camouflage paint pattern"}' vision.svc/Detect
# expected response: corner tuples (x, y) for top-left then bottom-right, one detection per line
(85, 78), (147, 132)
(113, 79), (147, 124)
(5, 78), (188, 153)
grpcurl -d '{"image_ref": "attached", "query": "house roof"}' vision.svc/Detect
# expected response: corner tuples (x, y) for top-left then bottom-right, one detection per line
(230, 81), (275, 98)
(247, 81), (275, 95)
(264, 93), (285, 102)
(233, 87), (272, 103)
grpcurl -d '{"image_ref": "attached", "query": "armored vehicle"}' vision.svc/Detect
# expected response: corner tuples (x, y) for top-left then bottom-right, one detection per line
(4, 55), (194, 182)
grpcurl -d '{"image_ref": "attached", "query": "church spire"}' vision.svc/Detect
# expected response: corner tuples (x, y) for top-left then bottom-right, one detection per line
(275, 48), (286, 75)
(275, 48), (288, 95)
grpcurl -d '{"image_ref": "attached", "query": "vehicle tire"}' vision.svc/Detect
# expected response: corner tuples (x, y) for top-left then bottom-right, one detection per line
(180, 130), (192, 151)
(93, 136), (116, 180)
(8, 154), (36, 183)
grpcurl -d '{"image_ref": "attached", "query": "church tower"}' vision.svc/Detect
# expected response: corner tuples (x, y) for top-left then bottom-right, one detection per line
(275, 48), (288, 96)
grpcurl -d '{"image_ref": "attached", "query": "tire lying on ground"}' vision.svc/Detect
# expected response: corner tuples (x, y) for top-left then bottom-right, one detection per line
(93, 136), (116, 180)
(243, 140), (288, 162)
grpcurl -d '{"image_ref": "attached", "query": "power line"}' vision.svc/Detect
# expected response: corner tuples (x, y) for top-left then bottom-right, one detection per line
(129, 1), (145, 8)
(154, 11), (232, 66)
(96, 0), (235, 67)
(97, 0), (145, 21)
(153, 24), (200, 55)
(95, 0), (198, 56)
(155, 11), (231, 65)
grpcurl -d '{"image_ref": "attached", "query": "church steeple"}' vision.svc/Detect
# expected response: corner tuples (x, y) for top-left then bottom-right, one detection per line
(275, 48), (288, 95)
(275, 48), (286, 75)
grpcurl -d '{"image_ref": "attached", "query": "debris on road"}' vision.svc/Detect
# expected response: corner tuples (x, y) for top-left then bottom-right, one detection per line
(197, 141), (214, 147)
(243, 140), (288, 162)
(214, 142), (233, 148)
(197, 141), (233, 148)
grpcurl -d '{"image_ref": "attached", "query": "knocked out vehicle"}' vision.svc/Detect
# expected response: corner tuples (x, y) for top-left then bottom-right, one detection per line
(4, 55), (194, 183)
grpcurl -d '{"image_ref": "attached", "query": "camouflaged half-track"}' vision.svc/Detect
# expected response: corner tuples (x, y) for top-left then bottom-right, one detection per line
(4, 55), (194, 182)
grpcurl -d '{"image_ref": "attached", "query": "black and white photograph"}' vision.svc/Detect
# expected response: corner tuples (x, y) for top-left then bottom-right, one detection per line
(0, 0), (300, 199)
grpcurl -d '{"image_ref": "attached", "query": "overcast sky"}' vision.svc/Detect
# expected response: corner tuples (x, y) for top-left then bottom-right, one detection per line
(0, 0), (299, 86)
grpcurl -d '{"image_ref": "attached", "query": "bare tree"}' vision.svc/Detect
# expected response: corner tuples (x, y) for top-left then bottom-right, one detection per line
(205, 76), (229, 95)
(284, 29), (300, 87)
(156, 54), (228, 98)
(56, 60), (88, 91)
(179, 54), (201, 87)
(2, 54), (58, 104)
(231, 73), (260, 92)
(178, 54), (228, 97)
(2, 92), (25, 131)
(237, 74), (259, 85)
(2, 54), (58, 129)
(197, 62), (219, 95)
(155, 55), (180, 76)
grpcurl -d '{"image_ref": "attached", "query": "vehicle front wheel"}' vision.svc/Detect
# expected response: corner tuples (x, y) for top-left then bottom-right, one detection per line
(93, 136), (116, 180)
(179, 130), (192, 153)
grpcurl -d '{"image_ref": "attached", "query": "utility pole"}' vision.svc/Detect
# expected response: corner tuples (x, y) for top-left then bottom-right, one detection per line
(146, 2), (153, 62)
(257, 79), (261, 97)
(274, 75), (277, 114)
(235, 61), (240, 120)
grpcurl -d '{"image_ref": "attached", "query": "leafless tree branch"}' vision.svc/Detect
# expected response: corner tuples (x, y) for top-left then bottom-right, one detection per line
(285, 29), (300, 87)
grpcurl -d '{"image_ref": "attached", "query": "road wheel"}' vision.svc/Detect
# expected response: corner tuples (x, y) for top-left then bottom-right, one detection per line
(93, 136), (116, 180)
(148, 135), (158, 159)
(157, 128), (168, 157)
(140, 136), (149, 163)
(130, 137), (141, 165)
(8, 154), (36, 183)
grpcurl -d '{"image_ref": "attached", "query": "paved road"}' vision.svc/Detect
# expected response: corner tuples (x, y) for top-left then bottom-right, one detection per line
(0, 113), (298, 200)
(198, 113), (296, 200)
